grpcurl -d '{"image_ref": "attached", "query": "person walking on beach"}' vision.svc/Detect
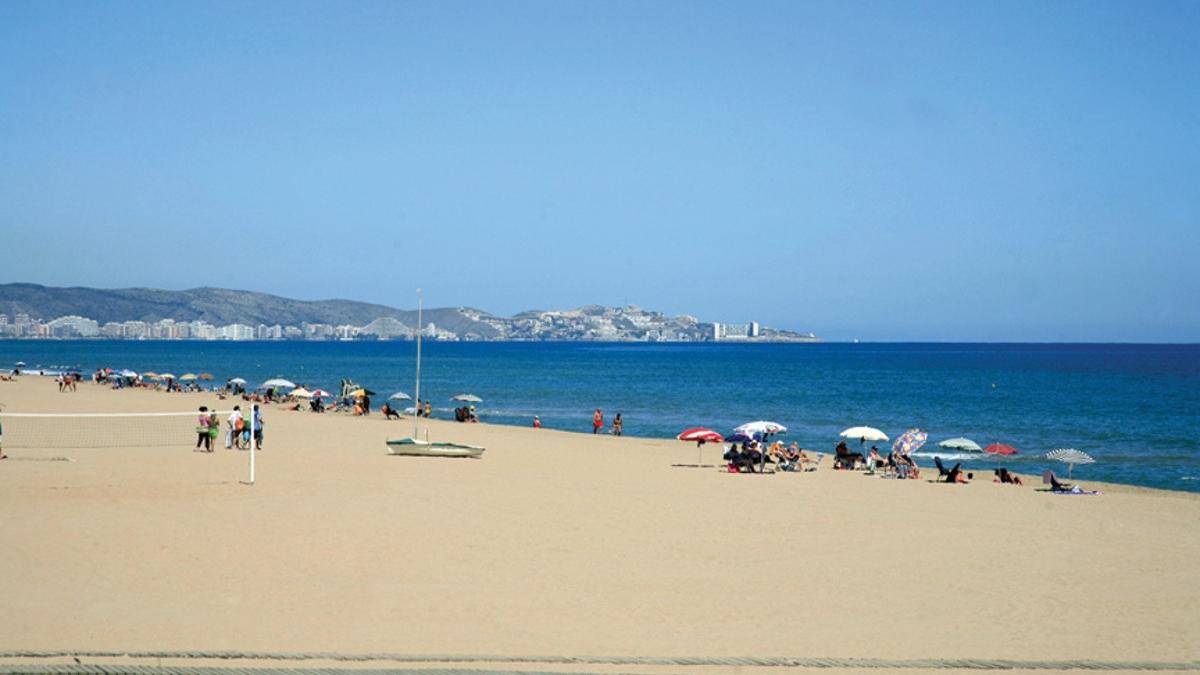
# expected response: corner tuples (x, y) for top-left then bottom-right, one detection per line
(196, 406), (211, 451)
(252, 404), (264, 449)
(592, 409), (603, 434)
(226, 405), (243, 449)
(612, 413), (623, 436)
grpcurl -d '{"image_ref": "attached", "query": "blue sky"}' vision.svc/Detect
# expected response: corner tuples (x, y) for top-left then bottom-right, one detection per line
(1, 0), (1197, 341)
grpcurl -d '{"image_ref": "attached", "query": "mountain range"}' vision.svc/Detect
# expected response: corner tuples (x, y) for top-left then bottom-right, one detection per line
(0, 283), (815, 342)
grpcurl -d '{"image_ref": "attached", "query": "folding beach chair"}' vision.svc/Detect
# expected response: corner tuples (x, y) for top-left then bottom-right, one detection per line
(1043, 469), (1073, 492)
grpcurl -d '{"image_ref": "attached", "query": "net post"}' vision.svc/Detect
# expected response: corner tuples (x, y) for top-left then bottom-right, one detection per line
(248, 406), (257, 485)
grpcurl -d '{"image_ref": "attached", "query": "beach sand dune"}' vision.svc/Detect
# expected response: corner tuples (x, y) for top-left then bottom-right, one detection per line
(1, 377), (1197, 673)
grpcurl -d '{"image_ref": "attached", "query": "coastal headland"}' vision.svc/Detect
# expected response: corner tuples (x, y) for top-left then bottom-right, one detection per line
(1, 376), (1197, 675)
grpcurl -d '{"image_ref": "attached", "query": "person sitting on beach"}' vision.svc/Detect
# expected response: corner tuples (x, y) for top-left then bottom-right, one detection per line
(381, 402), (400, 420)
(352, 400), (365, 415)
(868, 446), (886, 469)
(834, 441), (865, 470)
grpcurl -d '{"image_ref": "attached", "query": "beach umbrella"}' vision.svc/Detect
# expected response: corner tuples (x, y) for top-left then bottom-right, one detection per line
(984, 443), (1018, 456)
(451, 393), (483, 403)
(734, 421), (787, 436)
(119, 370), (138, 378)
(1046, 448), (1094, 479)
(230, 377), (247, 385)
(892, 429), (928, 456)
(179, 373), (197, 381)
(351, 388), (377, 397)
(309, 389), (333, 398)
(199, 373), (214, 381)
(159, 373), (176, 380)
(261, 378), (296, 389)
(677, 427), (724, 468)
(840, 426), (889, 443)
(938, 437), (982, 452)
(724, 432), (756, 444)
(142, 371), (159, 379)
(15, 361), (26, 367)
(389, 391), (413, 401)
(290, 387), (313, 398)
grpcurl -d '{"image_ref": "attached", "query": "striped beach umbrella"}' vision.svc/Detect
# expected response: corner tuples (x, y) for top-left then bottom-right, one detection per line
(677, 427), (725, 468)
(1046, 448), (1094, 479)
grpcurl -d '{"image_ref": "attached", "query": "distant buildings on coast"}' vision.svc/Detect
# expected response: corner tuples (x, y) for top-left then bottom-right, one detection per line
(0, 307), (818, 343)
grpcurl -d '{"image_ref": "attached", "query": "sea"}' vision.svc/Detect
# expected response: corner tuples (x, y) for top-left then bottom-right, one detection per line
(2, 340), (1198, 493)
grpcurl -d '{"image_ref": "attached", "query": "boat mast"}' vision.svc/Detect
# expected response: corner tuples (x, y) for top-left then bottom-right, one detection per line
(413, 288), (422, 437)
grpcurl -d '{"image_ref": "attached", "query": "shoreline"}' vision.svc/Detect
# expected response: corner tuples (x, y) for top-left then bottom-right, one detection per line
(2, 374), (1194, 499)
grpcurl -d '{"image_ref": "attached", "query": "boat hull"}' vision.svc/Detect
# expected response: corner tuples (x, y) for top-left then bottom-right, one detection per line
(386, 438), (485, 459)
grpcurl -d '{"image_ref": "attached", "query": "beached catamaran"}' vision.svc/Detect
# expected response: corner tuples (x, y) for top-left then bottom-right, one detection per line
(385, 289), (485, 459)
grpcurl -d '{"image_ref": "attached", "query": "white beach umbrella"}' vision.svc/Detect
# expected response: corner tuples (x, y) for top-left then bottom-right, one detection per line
(261, 378), (296, 389)
(119, 370), (138, 378)
(290, 387), (313, 398)
(389, 391), (413, 401)
(938, 437), (982, 452)
(451, 393), (483, 403)
(734, 421), (787, 436)
(1046, 448), (1095, 479)
(159, 373), (177, 380)
(229, 377), (247, 385)
(840, 426), (889, 442)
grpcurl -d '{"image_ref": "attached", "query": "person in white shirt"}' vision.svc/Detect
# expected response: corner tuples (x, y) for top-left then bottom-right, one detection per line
(226, 406), (243, 449)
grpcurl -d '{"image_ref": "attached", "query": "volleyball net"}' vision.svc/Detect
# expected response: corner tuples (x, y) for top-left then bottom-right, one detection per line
(0, 412), (213, 449)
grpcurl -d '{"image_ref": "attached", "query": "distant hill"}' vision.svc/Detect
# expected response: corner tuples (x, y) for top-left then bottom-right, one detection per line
(0, 283), (490, 331)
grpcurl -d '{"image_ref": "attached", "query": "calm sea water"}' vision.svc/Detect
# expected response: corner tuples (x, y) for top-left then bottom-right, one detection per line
(3, 340), (1198, 493)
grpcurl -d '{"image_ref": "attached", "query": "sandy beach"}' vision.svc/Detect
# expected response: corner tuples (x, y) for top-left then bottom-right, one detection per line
(1, 376), (1198, 674)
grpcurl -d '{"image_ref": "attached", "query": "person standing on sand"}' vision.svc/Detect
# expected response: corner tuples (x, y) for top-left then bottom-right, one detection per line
(593, 409), (603, 434)
(533, 416), (541, 428)
(226, 405), (243, 449)
(613, 413), (623, 436)
(196, 406), (210, 451)
(424, 400), (432, 418)
(252, 404), (264, 449)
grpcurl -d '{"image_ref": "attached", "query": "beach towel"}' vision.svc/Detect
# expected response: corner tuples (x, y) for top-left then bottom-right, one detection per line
(1052, 485), (1101, 495)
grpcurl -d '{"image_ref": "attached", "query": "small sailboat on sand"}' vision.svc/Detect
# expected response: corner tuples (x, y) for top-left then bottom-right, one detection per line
(385, 289), (485, 459)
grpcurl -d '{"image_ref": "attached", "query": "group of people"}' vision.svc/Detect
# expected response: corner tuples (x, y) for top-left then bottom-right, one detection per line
(453, 405), (478, 422)
(592, 409), (622, 435)
(724, 440), (816, 473)
(194, 404), (264, 452)
(833, 441), (927, 478)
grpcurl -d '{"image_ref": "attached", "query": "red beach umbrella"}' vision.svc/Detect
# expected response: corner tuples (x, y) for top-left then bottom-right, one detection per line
(676, 427), (724, 444)
(984, 443), (1018, 456)
(677, 427), (725, 469)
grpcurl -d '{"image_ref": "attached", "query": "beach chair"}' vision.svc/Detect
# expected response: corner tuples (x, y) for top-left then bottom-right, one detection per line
(934, 457), (954, 481)
(1043, 470), (1073, 492)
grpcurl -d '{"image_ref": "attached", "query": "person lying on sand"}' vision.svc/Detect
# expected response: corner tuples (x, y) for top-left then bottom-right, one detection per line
(994, 468), (1024, 485)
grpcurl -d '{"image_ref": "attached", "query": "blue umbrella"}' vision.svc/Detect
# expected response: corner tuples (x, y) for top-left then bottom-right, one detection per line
(724, 432), (757, 444)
